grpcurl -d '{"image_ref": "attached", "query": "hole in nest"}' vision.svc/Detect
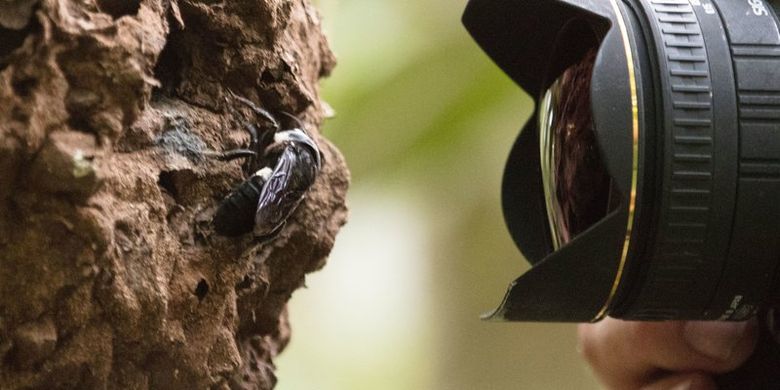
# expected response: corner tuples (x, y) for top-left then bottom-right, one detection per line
(195, 279), (209, 301)
(0, 28), (27, 65)
(0, 16), (40, 71)
(11, 106), (27, 122)
(260, 69), (277, 84)
(156, 169), (198, 205)
(153, 25), (185, 96)
(12, 77), (36, 97)
(66, 116), (97, 135)
(158, 171), (177, 199)
(96, 0), (141, 20)
(235, 275), (253, 290)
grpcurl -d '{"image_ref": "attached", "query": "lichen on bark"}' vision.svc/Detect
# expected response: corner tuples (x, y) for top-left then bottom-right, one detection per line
(0, 0), (348, 388)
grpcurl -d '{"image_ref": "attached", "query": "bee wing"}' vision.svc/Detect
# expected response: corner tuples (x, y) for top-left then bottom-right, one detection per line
(253, 147), (314, 237)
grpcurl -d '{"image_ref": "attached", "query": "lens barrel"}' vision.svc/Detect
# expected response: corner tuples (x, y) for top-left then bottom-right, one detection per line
(463, 0), (780, 322)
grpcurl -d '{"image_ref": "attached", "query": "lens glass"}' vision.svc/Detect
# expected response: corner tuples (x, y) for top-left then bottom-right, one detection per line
(539, 49), (615, 249)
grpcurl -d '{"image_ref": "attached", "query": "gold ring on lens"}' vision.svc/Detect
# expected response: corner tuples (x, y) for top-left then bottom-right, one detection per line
(593, 0), (640, 322)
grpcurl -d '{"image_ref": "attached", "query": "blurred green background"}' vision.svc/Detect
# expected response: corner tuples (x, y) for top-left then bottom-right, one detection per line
(277, 0), (602, 389)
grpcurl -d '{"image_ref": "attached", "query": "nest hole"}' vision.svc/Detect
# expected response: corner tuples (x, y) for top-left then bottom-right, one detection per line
(260, 69), (277, 84)
(12, 76), (36, 97)
(96, 0), (141, 20)
(195, 279), (209, 301)
(152, 24), (186, 96)
(158, 171), (178, 199)
(157, 169), (198, 205)
(66, 116), (96, 135)
(235, 275), (253, 290)
(0, 16), (41, 71)
(0, 28), (27, 66)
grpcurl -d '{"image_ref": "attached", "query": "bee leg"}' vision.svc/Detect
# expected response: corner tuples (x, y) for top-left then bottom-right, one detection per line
(253, 221), (286, 244)
(210, 123), (267, 173)
(245, 122), (259, 151)
(253, 123), (276, 154)
(229, 95), (281, 172)
(279, 111), (305, 130)
(240, 123), (261, 173)
(211, 149), (256, 161)
(230, 92), (280, 132)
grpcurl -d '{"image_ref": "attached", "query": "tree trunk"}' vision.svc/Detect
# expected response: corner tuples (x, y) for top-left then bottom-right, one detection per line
(0, 0), (348, 388)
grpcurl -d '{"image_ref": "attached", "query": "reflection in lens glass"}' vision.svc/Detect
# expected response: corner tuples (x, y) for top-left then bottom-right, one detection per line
(539, 49), (614, 249)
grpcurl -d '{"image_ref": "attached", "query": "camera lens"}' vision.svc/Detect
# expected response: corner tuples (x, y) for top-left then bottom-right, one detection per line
(539, 48), (615, 249)
(464, 0), (780, 322)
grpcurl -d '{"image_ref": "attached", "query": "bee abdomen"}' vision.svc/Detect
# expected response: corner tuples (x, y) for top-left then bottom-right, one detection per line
(213, 174), (267, 237)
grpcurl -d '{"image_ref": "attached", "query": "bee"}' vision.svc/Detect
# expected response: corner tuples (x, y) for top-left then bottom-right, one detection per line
(211, 95), (322, 241)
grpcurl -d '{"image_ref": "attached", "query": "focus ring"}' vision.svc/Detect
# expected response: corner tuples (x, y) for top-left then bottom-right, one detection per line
(628, 0), (716, 319)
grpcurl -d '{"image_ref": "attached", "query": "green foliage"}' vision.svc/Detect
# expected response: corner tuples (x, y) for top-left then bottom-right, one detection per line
(278, 1), (601, 389)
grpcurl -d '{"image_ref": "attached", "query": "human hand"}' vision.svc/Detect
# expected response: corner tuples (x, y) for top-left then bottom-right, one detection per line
(578, 318), (758, 389)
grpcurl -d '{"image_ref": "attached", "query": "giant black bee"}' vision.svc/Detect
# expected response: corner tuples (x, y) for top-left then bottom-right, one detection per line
(211, 94), (322, 241)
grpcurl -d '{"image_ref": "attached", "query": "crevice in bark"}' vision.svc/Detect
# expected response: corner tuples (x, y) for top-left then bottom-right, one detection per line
(194, 279), (209, 301)
(11, 75), (36, 97)
(152, 25), (185, 96)
(96, 0), (141, 20)
(0, 18), (39, 71)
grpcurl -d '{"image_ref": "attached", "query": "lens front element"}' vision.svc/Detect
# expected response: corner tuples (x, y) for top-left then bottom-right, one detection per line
(539, 49), (614, 249)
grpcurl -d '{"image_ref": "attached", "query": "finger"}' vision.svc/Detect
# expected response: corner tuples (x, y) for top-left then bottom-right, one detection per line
(640, 372), (717, 390)
(578, 318), (757, 389)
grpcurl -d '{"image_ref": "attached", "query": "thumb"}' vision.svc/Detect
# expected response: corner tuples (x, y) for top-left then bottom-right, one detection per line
(640, 372), (717, 390)
(682, 321), (756, 363)
(579, 318), (758, 389)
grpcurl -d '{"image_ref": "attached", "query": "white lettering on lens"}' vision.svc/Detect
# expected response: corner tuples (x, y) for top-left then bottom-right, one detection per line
(691, 0), (716, 15)
(730, 295), (743, 309)
(719, 295), (744, 320)
(749, 0), (769, 16)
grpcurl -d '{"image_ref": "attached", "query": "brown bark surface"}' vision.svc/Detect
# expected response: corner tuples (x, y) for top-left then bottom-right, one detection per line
(0, 0), (348, 388)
